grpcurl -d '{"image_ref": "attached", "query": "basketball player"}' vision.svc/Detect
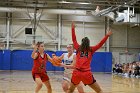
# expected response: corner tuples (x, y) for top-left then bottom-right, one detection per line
(31, 42), (59, 93)
(61, 44), (84, 93)
(66, 22), (112, 93)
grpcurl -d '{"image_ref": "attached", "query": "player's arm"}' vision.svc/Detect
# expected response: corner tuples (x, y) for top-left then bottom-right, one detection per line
(91, 28), (112, 51)
(31, 44), (38, 59)
(46, 53), (54, 63)
(71, 22), (79, 50)
(59, 53), (64, 59)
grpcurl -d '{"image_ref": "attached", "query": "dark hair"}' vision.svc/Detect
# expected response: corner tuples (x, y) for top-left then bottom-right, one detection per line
(36, 42), (44, 47)
(79, 37), (91, 51)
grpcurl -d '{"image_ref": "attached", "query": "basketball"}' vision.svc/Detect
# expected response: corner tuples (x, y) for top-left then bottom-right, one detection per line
(51, 54), (62, 66)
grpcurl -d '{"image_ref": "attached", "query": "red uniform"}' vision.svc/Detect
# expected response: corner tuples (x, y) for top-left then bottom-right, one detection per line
(71, 25), (109, 85)
(32, 52), (49, 82)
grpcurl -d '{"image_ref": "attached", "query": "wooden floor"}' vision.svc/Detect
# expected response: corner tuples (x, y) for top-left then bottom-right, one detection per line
(112, 74), (140, 93)
(0, 71), (139, 93)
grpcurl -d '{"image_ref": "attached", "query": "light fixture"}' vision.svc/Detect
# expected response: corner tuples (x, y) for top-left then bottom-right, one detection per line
(59, 1), (91, 5)
(77, 2), (91, 5)
(59, 1), (72, 4)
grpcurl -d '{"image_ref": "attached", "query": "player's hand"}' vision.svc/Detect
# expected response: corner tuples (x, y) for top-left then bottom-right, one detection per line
(106, 28), (112, 36)
(32, 43), (38, 50)
(52, 54), (63, 61)
(60, 63), (66, 67)
(59, 54), (64, 60)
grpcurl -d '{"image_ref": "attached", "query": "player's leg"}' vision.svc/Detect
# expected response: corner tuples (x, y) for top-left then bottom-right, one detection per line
(42, 73), (52, 93)
(67, 83), (76, 93)
(82, 71), (102, 93)
(62, 70), (73, 92)
(43, 80), (52, 93)
(88, 82), (103, 93)
(77, 81), (84, 93)
(62, 79), (70, 92)
(35, 77), (43, 93)
(67, 70), (81, 93)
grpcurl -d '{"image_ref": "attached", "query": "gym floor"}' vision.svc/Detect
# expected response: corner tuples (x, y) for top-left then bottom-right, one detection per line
(0, 71), (139, 93)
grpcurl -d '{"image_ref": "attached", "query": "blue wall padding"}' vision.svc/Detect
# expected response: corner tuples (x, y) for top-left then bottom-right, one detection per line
(0, 50), (3, 69)
(2, 50), (11, 70)
(11, 50), (33, 70)
(0, 50), (112, 72)
(91, 52), (112, 72)
(104, 52), (112, 72)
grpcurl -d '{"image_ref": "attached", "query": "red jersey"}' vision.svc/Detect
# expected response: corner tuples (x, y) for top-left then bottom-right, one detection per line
(72, 26), (109, 71)
(32, 52), (48, 73)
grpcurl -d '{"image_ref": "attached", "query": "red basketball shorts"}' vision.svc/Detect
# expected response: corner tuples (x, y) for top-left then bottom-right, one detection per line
(32, 72), (49, 82)
(71, 70), (96, 85)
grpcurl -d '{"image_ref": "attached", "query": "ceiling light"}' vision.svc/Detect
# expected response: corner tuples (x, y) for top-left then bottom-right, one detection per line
(59, 1), (91, 5)
(77, 2), (91, 5)
(59, 1), (72, 4)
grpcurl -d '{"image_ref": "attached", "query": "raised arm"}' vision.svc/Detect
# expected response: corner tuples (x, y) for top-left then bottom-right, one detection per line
(71, 22), (79, 50)
(91, 29), (112, 51)
(31, 44), (38, 59)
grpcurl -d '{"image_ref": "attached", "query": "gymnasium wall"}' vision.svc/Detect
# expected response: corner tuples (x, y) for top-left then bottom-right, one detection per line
(0, 50), (112, 72)
(110, 24), (140, 53)
(0, 13), (139, 64)
(1, 13), (140, 52)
